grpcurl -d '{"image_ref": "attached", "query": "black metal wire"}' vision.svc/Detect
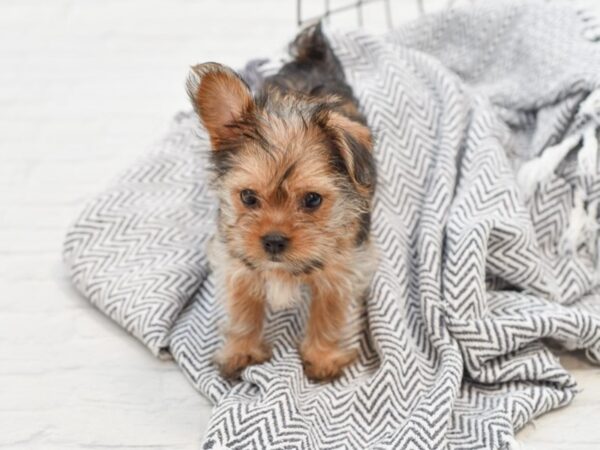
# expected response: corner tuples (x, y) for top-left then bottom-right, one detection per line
(295, 0), (460, 27)
(296, 0), (394, 28)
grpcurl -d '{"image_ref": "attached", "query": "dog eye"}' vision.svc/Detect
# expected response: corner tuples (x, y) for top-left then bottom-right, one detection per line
(240, 189), (259, 207)
(303, 192), (322, 210)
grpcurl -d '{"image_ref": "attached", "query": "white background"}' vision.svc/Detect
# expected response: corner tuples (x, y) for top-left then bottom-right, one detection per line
(1, 0), (599, 448)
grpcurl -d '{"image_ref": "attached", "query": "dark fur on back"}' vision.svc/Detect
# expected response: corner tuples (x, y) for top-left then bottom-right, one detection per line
(262, 24), (368, 126)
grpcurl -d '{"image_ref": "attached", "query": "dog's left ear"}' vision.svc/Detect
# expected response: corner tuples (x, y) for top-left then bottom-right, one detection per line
(321, 112), (375, 195)
(186, 62), (255, 149)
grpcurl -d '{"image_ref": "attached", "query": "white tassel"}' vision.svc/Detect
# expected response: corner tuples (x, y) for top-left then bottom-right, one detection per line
(560, 187), (587, 254)
(517, 132), (582, 197)
(579, 89), (600, 120)
(518, 89), (600, 198)
(578, 90), (600, 176)
(578, 124), (598, 174)
(578, 198), (599, 262)
(560, 188), (600, 256)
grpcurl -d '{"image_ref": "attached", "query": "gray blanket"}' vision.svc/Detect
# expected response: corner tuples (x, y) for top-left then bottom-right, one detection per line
(64, 2), (600, 448)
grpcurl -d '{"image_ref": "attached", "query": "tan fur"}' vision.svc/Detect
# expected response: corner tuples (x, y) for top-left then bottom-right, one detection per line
(188, 63), (254, 148)
(190, 62), (377, 381)
(214, 258), (271, 379)
(301, 244), (376, 380)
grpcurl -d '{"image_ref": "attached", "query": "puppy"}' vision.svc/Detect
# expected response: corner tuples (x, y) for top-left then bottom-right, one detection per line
(187, 25), (377, 381)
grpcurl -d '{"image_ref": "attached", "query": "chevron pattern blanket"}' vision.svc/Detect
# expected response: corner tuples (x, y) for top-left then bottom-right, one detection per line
(64, 2), (600, 449)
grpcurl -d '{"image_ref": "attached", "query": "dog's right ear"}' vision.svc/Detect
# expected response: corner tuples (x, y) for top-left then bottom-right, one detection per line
(186, 63), (254, 149)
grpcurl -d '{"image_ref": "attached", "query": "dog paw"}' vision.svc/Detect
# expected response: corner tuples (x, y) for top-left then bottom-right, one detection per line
(301, 346), (357, 382)
(216, 342), (272, 379)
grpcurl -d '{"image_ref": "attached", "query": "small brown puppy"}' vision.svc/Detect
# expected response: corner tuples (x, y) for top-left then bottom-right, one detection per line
(187, 25), (377, 381)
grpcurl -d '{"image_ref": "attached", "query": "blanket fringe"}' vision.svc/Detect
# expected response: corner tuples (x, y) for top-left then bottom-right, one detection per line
(517, 132), (581, 196)
(518, 89), (600, 268)
(578, 88), (600, 119)
(518, 89), (600, 199)
(578, 123), (598, 174)
(560, 186), (599, 256)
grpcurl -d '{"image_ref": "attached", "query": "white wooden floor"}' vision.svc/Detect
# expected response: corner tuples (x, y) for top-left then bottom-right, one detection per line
(1, 1), (599, 448)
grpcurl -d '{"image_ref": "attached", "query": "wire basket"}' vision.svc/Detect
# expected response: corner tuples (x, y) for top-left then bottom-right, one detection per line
(296, 0), (472, 30)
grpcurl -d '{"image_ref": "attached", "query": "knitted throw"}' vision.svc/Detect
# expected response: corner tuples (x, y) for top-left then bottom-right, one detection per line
(64, 2), (600, 448)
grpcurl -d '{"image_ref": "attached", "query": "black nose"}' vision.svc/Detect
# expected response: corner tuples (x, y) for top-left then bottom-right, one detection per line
(261, 233), (289, 255)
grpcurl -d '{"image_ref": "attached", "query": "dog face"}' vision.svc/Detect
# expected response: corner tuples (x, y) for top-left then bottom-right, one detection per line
(187, 63), (375, 275)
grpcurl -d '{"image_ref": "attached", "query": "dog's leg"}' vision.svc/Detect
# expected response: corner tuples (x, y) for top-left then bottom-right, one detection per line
(216, 271), (271, 379)
(301, 272), (357, 381)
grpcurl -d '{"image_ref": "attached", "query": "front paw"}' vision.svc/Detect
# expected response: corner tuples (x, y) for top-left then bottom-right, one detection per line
(301, 345), (357, 382)
(216, 341), (272, 379)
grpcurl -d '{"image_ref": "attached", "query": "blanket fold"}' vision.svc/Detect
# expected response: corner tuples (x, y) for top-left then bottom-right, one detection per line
(64, 1), (600, 448)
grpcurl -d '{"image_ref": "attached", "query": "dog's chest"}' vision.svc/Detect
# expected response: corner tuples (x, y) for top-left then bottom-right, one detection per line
(263, 276), (305, 311)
